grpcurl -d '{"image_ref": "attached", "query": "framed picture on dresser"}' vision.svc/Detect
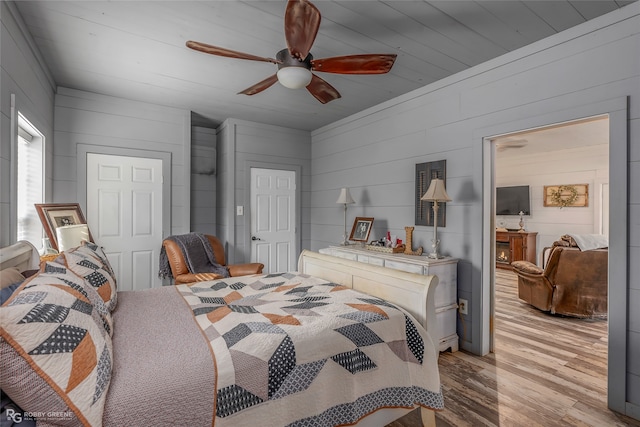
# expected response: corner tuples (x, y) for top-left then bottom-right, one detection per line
(349, 217), (374, 242)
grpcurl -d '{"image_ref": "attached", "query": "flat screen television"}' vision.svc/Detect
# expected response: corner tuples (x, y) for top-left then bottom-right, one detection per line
(496, 185), (530, 215)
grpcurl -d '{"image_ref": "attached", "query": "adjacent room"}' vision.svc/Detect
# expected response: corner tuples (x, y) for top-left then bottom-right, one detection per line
(1, 1), (639, 426)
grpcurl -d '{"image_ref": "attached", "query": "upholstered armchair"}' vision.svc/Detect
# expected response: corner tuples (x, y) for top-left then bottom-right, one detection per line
(511, 245), (608, 318)
(162, 234), (264, 284)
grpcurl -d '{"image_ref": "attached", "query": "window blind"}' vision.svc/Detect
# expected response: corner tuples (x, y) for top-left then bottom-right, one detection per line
(17, 127), (44, 248)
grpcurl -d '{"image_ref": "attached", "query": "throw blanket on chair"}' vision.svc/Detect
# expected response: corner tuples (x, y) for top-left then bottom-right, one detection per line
(159, 233), (230, 279)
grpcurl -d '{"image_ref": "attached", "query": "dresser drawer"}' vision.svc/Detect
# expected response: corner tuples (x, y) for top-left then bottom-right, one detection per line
(435, 304), (458, 341)
(367, 256), (385, 267)
(331, 251), (358, 261)
(384, 260), (424, 275)
(434, 277), (457, 308)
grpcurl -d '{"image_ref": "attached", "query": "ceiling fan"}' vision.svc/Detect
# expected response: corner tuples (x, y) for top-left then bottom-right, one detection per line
(186, 0), (397, 104)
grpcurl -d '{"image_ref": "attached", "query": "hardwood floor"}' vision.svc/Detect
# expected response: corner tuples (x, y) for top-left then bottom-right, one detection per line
(390, 269), (639, 427)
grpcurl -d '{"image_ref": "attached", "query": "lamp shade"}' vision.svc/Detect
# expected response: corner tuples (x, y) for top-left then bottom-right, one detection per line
(277, 67), (313, 89)
(336, 187), (355, 204)
(421, 179), (452, 202)
(56, 224), (90, 251)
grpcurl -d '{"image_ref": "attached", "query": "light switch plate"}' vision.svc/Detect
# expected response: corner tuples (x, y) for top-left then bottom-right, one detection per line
(236, 206), (244, 216)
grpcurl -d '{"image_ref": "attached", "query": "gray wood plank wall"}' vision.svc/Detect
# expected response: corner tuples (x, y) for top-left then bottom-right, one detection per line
(191, 126), (217, 236)
(52, 87), (191, 236)
(217, 118), (311, 265)
(310, 4), (639, 417)
(0, 2), (55, 247)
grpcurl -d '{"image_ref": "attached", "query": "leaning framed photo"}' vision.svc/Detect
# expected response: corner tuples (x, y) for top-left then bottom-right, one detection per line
(35, 203), (93, 251)
(349, 217), (374, 242)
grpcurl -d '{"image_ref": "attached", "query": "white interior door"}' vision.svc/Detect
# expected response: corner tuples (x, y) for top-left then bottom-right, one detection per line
(86, 153), (163, 290)
(250, 168), (296, 274)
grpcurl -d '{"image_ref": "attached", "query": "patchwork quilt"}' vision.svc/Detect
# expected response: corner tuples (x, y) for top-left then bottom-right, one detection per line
(177, 272), (443, 427)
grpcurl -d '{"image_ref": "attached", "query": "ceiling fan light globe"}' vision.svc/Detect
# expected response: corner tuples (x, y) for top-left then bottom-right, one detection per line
(277, 67), (312, 89)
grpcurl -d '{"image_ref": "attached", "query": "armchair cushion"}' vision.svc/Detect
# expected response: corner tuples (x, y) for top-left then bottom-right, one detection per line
(227, 263), (264, 277)
(174, 273), (225, 285)
(161, 234), (264, 284)
(512, 260), (553, 312)
(159, 233), (229, 280)
(511, 260), (543, 275)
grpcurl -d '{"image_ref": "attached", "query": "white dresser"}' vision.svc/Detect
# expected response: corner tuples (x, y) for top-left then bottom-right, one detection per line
(319, 246), (459, 352)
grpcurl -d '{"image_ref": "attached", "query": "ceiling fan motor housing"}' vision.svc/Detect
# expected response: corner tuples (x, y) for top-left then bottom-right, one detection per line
(276, 48), (312, 70)
(276, 49), (313, 89)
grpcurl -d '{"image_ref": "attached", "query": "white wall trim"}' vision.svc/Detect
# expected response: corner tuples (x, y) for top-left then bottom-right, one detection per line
(477, 96), (628, 414)
(9, 94), (18, 244)
(76, 144), (172, 240)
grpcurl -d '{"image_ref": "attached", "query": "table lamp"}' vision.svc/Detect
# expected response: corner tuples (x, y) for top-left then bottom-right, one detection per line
(336, 188), (355, 246)
(421, 178), (451, 259)
(56, 224), (90, 252)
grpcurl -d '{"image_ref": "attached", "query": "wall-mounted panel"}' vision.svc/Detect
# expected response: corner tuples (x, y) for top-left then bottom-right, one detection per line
(133, 191), (153, 236)
(98, 190), (121, 237)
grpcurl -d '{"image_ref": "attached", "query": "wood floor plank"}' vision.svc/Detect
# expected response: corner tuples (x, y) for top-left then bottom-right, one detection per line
(390, 269), (640, 427)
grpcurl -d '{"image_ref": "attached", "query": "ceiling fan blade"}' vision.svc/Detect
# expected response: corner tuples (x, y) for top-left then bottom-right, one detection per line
(238, 74), (279, 96)
(312, 54), (397, 74)
(306, 74), (341, 104)
(186, 40), (279, 64)
(284, 0), (321, 61)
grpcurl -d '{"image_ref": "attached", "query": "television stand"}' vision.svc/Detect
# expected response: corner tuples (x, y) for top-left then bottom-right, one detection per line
(496, 230), (537, 270)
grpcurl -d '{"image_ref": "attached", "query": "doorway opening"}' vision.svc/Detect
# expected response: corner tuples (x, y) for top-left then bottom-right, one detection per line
(489, 114), (610, 408)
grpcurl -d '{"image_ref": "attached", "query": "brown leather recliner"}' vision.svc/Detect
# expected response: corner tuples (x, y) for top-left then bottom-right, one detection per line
(162, 235), (264, 284)
(511, 246), (607, 318)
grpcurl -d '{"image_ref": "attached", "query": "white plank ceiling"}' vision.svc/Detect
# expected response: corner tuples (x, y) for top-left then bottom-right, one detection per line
(12, 0), (635, 131)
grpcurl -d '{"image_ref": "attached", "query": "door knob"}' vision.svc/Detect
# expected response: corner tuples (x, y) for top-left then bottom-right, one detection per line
(252, 236), (262, 241)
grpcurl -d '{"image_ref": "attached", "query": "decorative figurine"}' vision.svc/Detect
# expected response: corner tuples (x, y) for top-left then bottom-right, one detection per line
(404, 226), (423, 256)
(518, 210), (525, 232)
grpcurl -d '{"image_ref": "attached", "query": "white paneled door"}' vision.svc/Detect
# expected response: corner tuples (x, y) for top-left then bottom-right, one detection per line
(250, 168), (296, 274)
(86, 153), (163, 290)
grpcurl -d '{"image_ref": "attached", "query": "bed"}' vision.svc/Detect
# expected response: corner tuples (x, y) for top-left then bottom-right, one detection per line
(1, 241), (443, 427)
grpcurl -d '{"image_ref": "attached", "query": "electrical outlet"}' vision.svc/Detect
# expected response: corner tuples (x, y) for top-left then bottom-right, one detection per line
(459, 298), (468, 315)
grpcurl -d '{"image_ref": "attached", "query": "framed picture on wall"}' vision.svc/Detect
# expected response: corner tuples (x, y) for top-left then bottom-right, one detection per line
(35, 203), (93, 251)
(415, 160), (447, 227)
(349, 217), (374, 242)
(543, 184), (589, 208)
